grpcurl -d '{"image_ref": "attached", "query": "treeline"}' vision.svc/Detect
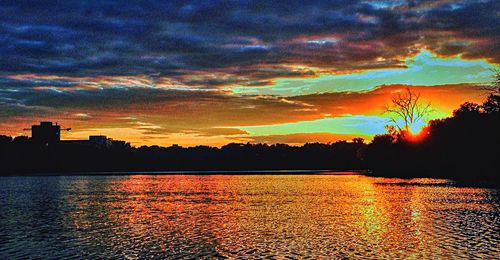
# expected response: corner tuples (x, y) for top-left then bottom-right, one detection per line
(0, 137), (366, 174)
(364, 86), (499, 182)
(1, 86), (498, 182)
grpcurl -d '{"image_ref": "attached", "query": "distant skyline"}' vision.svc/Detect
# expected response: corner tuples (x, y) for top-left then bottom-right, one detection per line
(1, 1), (499, 146)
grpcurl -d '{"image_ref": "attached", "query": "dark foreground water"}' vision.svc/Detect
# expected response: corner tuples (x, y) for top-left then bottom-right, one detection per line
(0, 174), (499, 259)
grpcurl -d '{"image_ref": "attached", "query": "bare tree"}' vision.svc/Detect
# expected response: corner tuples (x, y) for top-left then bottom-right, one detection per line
(384, 88), (432, 134)
(483, 70), (500, 114)
(493, 69), (500, 91)
(480, 69), (500, 92)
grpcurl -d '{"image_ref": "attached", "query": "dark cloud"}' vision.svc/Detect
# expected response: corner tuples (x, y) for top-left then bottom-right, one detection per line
(0, 0), (498, 141)
(0, 0), (497, 79)
(0, 76), (79, 89)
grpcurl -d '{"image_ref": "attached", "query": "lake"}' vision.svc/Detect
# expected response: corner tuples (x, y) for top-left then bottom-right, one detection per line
(1, 174), (499, 258)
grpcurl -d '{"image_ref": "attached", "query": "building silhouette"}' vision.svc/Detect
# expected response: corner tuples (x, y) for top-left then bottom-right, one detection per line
(89, 135), (112, 147)
(26, 121), (116, 148)
(30, 122), (61, 146)
(61, 135), (114, 148)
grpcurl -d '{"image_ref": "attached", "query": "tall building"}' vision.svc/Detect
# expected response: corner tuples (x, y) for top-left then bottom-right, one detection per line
(31, 122), (60, 146)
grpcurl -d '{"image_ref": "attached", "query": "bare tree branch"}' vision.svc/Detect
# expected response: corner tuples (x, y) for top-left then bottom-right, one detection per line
(384, 87), (432, 135)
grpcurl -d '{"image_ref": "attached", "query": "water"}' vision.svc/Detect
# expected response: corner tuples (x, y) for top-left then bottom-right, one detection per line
(0, 174), (499, 259)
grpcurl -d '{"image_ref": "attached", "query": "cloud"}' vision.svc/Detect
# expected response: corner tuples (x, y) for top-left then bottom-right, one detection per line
(73, 113), (92, 119)
(0, 82), (487, 146)
(0, 0), (497, 145)
(0, 0), (497, 81)
(232, 49), (498, 95)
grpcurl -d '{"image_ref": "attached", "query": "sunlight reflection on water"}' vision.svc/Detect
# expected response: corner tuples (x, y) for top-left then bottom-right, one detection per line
(0, 175), (499, 258)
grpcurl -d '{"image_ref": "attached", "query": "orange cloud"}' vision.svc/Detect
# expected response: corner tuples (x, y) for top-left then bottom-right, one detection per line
(0, 83), (486, 147)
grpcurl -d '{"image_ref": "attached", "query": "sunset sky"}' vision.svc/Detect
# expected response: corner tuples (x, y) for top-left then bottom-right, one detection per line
(0, 0), (499, 146)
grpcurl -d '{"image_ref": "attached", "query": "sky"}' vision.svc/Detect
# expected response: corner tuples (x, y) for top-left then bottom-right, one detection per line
(0, 0), (499, 146)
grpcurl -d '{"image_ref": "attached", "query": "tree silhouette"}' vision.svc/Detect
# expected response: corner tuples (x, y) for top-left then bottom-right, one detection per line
(483, 70), (500, 114)
(453, 102), (481, 117)
(384, 87), (432, 135)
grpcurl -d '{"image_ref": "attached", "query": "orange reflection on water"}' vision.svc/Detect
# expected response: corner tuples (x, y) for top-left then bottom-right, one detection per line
(63, 175), (499, 258)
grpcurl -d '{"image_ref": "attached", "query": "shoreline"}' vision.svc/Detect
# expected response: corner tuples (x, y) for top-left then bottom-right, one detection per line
(0, 169), (367, 176)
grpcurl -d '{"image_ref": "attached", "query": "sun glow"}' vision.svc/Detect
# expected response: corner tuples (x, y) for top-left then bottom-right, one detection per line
(406, 125), (430, 143)
(409, 119), (428, 136)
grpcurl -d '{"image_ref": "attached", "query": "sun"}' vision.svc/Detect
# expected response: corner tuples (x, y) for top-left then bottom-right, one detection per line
(406, 124), (429, 143)
(409, 120), (427, 136)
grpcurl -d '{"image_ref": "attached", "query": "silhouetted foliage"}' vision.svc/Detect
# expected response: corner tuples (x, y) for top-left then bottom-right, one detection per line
(453, 102), (482, 117)
(364, 83), (500, 183)
(0, 138), (367, 174)
(1, 79), (498, 186)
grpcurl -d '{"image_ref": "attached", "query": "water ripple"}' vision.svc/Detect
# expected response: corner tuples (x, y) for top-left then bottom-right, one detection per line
(0, 175), (499, 258)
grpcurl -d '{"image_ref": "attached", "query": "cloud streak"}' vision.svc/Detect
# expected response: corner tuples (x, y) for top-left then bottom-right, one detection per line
(0, 83), (486, 146)
(0, 0), (498, 145)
